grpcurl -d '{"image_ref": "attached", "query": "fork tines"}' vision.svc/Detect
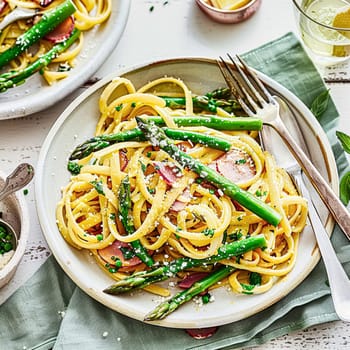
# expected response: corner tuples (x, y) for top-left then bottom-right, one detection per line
(217, 54), (274, 116)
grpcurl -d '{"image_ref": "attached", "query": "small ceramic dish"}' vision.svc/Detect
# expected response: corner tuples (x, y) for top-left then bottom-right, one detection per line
(195, 0), (262, 24)
(0, 170), (30, 288)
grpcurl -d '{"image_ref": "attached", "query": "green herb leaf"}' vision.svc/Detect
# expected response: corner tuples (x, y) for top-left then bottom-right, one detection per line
(339, 171), (350, 205)
(120, 246), (135, 260)
(202, 228), (215, 237)
(310, 89), (330, 118)
(336, 131), (350, 154)
(249, 272), (262, 286)
(240, 283), (255, 294)
(91, 180), (105, 195)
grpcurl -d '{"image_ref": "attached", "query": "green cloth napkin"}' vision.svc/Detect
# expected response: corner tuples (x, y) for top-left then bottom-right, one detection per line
(1, 32), (349, 350)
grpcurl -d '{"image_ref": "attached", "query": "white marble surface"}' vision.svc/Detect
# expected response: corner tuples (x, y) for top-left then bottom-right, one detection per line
(0, 0), (349, 348)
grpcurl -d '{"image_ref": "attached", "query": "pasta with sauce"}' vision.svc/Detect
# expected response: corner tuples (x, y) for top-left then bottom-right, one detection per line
(56, 76), (308, 298)
(0, 0), (111, 86)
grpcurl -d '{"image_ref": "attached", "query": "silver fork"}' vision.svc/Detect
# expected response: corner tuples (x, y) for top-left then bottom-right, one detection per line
(260, 100), (350, 323)
(217, 54), (350, 241)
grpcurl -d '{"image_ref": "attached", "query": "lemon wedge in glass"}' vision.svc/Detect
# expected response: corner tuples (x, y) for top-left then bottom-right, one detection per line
(332, 6), (350, 57)
(210, 0), (252, 10)
(333, 6), (350, 38)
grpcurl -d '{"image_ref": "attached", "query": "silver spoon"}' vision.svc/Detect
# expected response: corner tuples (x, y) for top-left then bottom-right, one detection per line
(0, 163), (34, 250)
(0, 7), (41, 32)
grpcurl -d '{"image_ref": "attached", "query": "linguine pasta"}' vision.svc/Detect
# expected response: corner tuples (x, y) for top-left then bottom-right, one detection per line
(0, 0), (111, 85)
(56, 76), (308, 297)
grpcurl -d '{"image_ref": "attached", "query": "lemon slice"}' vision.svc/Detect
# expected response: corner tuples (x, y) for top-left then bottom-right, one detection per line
(332, 6), (350, 57)
(333, 6), (350, 38)
(210, 0), (252, 10)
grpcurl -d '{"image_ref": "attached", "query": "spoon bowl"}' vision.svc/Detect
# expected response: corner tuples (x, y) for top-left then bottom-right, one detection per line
(0, 163), (35, 202)
(0, 7), (41, 32)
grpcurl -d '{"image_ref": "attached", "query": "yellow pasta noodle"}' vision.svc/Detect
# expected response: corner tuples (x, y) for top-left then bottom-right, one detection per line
(0, 0), (111, 85)
(56, 76), (308, 297)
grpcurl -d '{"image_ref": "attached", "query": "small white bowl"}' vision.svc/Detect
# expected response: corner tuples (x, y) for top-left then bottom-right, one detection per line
(195, 0), (262, 24)
(0, 170), (30, 288)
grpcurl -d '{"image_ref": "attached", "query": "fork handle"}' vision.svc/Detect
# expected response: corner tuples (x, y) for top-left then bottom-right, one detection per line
(293, 173), (350, 322)
(268, 118), (350, 240)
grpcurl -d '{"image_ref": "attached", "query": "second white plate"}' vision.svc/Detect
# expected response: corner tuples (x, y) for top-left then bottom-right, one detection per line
(0, 1), (130, 120)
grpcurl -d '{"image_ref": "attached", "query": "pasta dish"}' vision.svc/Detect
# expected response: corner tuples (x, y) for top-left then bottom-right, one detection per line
(0, 0), (111, 90)
(56, 76), (308, 319)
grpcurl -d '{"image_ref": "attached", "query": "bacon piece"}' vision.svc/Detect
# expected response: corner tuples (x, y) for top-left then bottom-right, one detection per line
(185, 327), (218, 339)
(119, 150), (128, 171)
(214, 148), (256, 183)
(98, 240), (142, 268)
(170, 188), (192, 211)
(154, 161), (182, 186)
(0, 0), (7, 14)
(178, 272), (209, 289)
(37, 0), (54, 7)
(44, 16), (75, 43)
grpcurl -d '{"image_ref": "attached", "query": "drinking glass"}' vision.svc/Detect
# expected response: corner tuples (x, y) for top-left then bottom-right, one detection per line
(292, 0), (350, 66)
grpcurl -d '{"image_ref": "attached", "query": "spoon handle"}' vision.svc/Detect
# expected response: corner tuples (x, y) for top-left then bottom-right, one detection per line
(0, 163), (34, 201)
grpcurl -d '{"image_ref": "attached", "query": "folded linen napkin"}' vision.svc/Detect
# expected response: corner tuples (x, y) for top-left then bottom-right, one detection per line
(1, 32), (349, 350)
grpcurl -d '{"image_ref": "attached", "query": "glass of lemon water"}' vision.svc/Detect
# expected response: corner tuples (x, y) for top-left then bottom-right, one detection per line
(292, 0), (350, 66)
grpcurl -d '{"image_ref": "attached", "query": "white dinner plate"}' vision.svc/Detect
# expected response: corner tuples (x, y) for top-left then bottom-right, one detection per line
(35, 58), (338, 328)
(0, 1), (130, 120)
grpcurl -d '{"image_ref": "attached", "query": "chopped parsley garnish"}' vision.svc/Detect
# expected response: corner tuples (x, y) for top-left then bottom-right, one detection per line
(229, 231), (243, 241)
(90, 180), (105, 195)
(202, 228), (215, 237)
(255, 189), (267, 197)
(120, 246), (135, 260)
(139, 161), (147, 173)
(235, 158), (247, 165)
(249, 272), (262, 286)
(115, 103), (123, 111)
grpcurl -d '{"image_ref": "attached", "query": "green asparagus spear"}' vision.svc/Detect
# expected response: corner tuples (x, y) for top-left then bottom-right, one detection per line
(136, 118), (282, 227)
(161, 87), (241, 114)
(118, 176), (154, 267)
(103, 234), (266, 294)
(0, 0), (77, 69)
(147, 115), (262, 130)
(144, 265), (235, 321)
(70, 115), (262, 160)
(70, 127), (231, 160)
(0, 28), (80, 93)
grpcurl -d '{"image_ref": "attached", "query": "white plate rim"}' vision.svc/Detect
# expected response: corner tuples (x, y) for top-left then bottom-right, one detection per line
(35, 57), (338, 328)
(0, 1), (130, 120)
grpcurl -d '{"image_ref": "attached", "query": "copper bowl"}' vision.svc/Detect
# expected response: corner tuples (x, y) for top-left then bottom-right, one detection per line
(195, 0), (262, 24)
